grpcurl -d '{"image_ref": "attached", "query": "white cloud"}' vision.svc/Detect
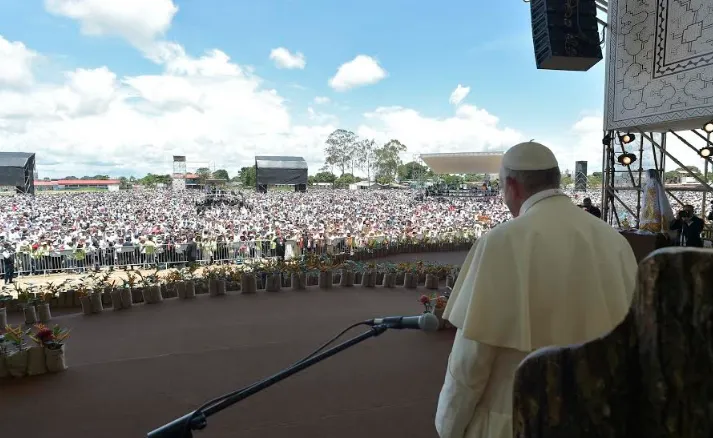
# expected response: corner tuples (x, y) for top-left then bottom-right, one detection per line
(0, 35), (38, 88)
(269, 47), (306, 69)
(0, 34), (332, 177)
(449, 84), (470, 105)
(329, 55), (386, 91)
(44, 0), (178, 47)
(357, 104), (524, 158)
(313, 96), (330, 104)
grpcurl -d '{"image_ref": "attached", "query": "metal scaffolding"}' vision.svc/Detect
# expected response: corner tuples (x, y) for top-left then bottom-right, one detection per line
(601, 130), (712, 228)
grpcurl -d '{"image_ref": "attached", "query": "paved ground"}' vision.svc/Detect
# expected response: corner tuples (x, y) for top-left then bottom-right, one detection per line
(1, 252), (464, 437)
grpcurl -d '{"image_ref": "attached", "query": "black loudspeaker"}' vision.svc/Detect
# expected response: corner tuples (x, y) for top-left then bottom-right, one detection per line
(294, 184), (306, 193)
(575, 161), (588, 191)
(530, 0), (603, 71)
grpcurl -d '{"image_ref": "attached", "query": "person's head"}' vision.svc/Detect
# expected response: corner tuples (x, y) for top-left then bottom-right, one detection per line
(683, 204), (695, 216)
(583, 198), (592, 208)
(499, 141), (560, 217)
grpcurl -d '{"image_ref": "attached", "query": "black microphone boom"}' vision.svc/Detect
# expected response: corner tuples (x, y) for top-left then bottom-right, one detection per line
(365, 313), (440, 331)
(147, 324), (389, 438)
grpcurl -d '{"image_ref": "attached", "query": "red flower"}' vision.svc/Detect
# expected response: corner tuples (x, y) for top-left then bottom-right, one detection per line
(36, 328), (54, 342)
(419, 295), (430, 305)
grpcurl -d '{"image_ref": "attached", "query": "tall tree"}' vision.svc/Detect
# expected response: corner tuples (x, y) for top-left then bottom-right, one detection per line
(212, 169), (230, 181)
(357, 138), (377, 183)
(374, 139), (407, 184)
(324, 129), (357, 175)
(238, 166), (256, 187)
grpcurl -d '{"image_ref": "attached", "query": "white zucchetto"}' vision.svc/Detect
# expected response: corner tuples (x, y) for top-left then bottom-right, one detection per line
(501, 141), (559, 171)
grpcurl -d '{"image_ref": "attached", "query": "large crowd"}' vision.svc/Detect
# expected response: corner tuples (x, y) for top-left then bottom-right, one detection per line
(0, 186), (709, 275)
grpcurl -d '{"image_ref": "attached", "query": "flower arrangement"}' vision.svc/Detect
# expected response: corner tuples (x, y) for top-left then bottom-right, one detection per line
(419, 293), (447, 313)
(29, 324), (70, 350)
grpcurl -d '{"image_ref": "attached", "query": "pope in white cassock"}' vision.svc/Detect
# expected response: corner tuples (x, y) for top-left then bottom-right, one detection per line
(435, 142), (638, 438)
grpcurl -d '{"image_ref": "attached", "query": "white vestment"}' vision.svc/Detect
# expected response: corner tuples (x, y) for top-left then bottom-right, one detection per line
(436, 190), (638, 438)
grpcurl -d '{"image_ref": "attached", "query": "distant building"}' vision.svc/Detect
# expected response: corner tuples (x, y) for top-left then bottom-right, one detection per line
(35, 179), (121, 191)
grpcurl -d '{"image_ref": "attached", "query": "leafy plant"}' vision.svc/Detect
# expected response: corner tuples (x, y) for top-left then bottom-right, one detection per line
(122, 272), (138, 289)
(3, 324), (31, 349)
(29, 324), (70, 350)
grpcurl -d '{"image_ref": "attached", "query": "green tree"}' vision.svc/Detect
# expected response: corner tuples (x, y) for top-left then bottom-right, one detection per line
(561, 175), (574, 187)
(119, 176), (131, 190)
(463, 173), (484, 183)
(64, 176), (78, 180)
(397, 161), (432, 181)
(334, 173), (358, 188)
(314, 171), (337, 183)
(212, 169), (230, 181)
(324, 129), (357, 175)
(357, 138), (377, 183)
(196, 167), (212, 184)
(138, 173), (172, 187)
(442, 174), (464, 187)
(588, 174), (603, 187)
(374, 139), (407, 183)
(238, 166), (256, 187)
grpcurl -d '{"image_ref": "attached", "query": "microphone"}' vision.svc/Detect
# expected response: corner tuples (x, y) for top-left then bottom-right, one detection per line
(365, 313), (440, 332)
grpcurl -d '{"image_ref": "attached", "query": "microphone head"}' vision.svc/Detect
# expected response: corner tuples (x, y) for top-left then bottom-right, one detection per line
(418, 313), (441, 332)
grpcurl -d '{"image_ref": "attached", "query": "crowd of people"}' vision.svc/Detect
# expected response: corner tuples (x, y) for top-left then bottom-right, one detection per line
(0, 185), (709, 278)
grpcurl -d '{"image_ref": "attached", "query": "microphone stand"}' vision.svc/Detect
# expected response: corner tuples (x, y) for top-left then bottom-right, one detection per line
(147, 324), (389, 438)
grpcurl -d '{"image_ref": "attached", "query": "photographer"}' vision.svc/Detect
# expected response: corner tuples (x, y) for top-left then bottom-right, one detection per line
(708, 201), (712, 221)
(580, 197), (602, 219)
(670, 204), (704, 247)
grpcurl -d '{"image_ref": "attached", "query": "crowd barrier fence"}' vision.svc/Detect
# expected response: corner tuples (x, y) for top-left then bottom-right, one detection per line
(0, 233), (480, 278)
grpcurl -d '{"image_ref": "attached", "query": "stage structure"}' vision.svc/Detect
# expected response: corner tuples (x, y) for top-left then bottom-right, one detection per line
(419, 152), (503, 198)
(255, 156), (308, 193)
(596, 0), (713, 230)
(172, 155), (187, 191)
(574, 161), (588, 191)
(0, 152), (36, 195)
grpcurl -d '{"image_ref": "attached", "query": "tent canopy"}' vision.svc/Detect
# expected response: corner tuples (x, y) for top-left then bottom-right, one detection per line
(0, 152), (34, 168)
(255, 156), (308, 170)
(420, 152), (503, 174)
(255, 156), (308, 186)
(0, 152), (36, 192)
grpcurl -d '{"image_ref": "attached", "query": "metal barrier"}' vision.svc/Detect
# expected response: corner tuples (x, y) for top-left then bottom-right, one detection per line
(0, 233), (477, 278)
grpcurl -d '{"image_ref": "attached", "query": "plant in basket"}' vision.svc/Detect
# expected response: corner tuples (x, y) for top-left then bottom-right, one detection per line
(261, 259), (284, 292)
(0, 289), (11, 328)
(15, 283), (40, 324)
(3, 324), (32, 377)
(204, 265), (228, 296)
(379, 262), (398, 288)
(30, 324), (70, 373)
(75, 277), (96, 315)
(138, 269), (163, 303)
(163, 270), (181, 298)
(118, 271), (138, 308)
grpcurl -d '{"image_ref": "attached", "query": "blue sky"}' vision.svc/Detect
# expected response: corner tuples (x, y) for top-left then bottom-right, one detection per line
(0, 0), (612, 178)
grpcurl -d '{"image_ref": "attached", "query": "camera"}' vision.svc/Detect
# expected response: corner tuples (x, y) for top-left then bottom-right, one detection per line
(679, 210), (690, 219)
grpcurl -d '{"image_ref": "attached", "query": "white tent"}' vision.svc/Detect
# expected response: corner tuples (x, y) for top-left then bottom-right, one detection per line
(420, 152), (504, 174)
